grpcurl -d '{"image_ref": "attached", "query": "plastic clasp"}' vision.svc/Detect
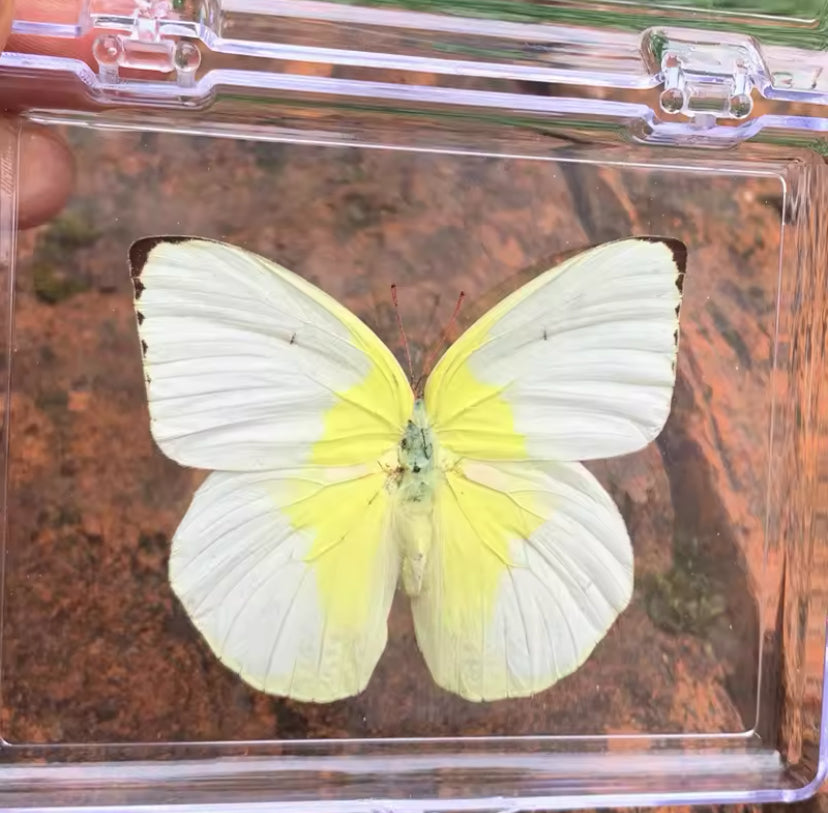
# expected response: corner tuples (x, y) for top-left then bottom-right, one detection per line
(91, 0), (202, 86)
(642, 28), (765, 124)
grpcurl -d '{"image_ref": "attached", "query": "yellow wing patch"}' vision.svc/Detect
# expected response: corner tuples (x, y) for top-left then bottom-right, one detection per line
(425, 361), (527, 461)
(426, 466), (545, 632)
(283, 471), (393, 631)
(311, 359), (411, 467)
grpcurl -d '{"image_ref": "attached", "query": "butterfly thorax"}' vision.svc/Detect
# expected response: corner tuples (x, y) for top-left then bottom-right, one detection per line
(394, 398), (438, 597)
(397, 399), (436, 489)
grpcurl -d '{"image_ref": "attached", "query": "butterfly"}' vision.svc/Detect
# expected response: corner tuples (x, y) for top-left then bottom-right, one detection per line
(130, 236), (685, 703)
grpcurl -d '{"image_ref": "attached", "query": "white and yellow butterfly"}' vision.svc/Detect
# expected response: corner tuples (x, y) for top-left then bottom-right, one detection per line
(130, 236), (684, 703)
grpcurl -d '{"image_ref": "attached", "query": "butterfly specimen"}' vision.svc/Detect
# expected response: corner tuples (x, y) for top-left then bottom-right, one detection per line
(130, 236), (684, 702)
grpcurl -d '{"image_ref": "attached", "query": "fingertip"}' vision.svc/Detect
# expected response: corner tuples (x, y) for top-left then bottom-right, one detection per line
(0, 0), (12, 53)
(18, 123), (75, 229)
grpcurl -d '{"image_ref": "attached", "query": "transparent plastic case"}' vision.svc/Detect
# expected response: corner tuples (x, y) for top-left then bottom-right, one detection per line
(0, 1), (827, 810)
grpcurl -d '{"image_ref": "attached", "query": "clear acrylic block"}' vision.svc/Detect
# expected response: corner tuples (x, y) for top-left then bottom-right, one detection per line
(0, 1), (826, 810)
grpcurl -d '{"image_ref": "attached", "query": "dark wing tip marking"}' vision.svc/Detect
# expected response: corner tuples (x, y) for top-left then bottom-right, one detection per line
(129, 236), (192, 277)
(636, 236), (686, 316)
(636, 236), (686, 354)
(141, 339), (148, 357)
(129, 236), (195, 300)
(636, 236), (687, 278)
(136, 310), (145, 325)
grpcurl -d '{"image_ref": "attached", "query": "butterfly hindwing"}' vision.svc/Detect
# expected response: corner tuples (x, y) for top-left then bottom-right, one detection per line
(411, 459), (632, 701)
(170, 467), (399, 701)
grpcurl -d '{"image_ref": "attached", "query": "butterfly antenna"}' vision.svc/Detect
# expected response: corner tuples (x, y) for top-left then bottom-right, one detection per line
(421, 289), (465, 380)
(391, 284), (415, 384)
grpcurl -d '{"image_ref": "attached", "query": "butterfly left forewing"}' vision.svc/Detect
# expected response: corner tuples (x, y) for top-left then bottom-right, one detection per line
(131, 237), (412, 471)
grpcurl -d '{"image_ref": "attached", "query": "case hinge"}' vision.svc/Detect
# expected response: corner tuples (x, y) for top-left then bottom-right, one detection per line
(92, 0), (201, 86)
(643, 28), (767, 125)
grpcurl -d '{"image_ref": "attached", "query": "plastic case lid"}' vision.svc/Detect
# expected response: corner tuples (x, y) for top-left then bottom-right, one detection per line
(4, 0), (828, 145)
(1, 1), (828, 811)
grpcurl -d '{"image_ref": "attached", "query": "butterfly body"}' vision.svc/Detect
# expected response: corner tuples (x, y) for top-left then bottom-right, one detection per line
(130, 235), (685, 703)
(392, 399), (444, 596)
(397, 399), (436, 483)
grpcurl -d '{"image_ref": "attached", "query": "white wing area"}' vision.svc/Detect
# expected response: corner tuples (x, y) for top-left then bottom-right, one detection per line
(426, 238), (684, 462)
(131, 238), (411, 471)
(411, 459), (632, 701)
(169, 468), (399, 702)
